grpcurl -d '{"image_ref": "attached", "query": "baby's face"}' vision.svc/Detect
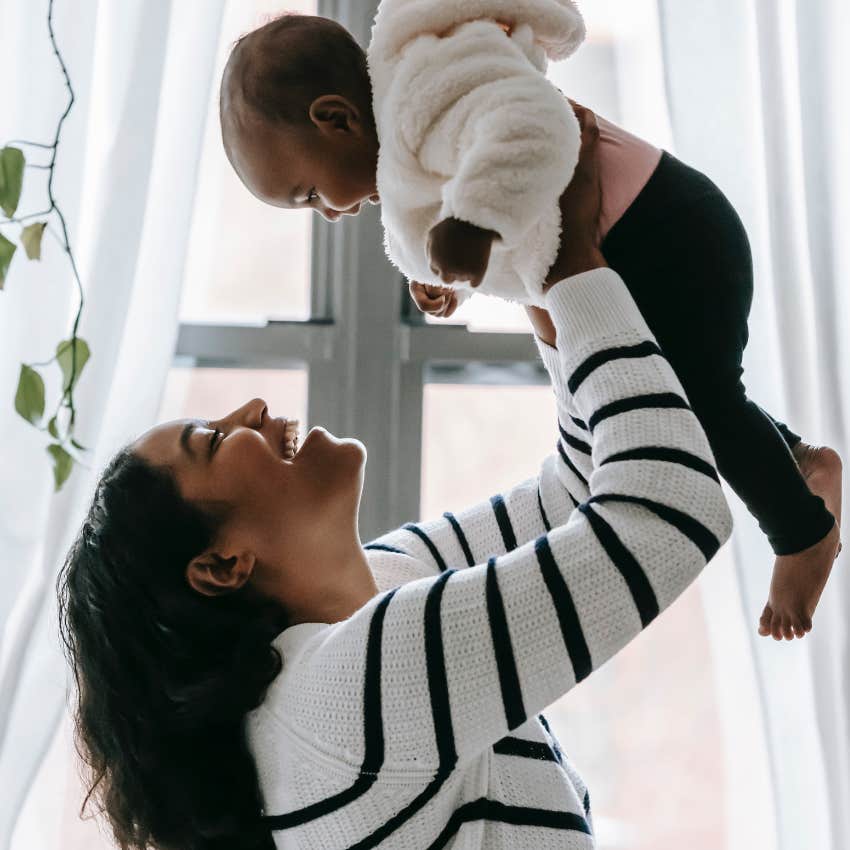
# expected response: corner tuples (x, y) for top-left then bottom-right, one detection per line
(226, 109), (379, 222)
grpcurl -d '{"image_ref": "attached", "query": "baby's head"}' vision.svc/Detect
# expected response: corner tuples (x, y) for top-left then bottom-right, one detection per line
(220, 13), (379, 221)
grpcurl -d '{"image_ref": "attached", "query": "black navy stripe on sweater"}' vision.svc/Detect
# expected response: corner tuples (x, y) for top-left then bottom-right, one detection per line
(493, 735), (559, 762)
(364, 542), (409, 555)
(568, 340), (664, 394)
(427, 799), (591, 850)
(443, 511), (475, 565)
(558, 420), (591, 455)
(557, 439), (589, 487)
(599, 445), (720, 483)
(402, 522), (448, 572)
(587, 392), (691, 434)
(537, 485), (551, 531)
(490, 494), (519, 552)
(587, 493), (722, 562)
(577, 502), (660, 627)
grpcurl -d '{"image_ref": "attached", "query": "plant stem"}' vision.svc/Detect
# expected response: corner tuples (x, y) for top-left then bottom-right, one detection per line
(44, 0), (85, 430)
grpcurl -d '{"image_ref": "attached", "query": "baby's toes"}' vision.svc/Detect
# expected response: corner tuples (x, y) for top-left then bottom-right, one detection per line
(781, 618), (796, 641)
(758, 605), (773, 636)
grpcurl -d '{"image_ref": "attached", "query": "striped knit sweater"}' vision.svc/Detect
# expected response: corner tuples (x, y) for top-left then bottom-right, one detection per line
(246, 267), (734, 849)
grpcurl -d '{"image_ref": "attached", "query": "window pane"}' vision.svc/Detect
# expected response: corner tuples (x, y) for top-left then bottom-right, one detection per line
(421, 384), (557, 512)
(159, 367), (308, 426)
(420, 383), (728, 849)
(179, 0), (317, 324)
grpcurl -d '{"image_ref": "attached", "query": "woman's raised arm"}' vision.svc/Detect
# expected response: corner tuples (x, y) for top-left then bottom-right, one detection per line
(283, 263), (734, 779)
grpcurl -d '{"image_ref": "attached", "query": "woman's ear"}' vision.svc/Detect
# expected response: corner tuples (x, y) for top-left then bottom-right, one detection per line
(186, 548), (256, 597)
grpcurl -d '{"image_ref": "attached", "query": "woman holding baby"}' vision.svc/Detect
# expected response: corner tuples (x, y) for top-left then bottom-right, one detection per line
(53, 8), (744, 850)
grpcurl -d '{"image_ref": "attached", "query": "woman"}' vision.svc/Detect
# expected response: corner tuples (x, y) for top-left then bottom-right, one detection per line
(56, 110), (733, 850)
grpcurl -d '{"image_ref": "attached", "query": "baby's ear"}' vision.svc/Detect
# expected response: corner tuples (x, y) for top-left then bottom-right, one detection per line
(309, 94), (359, 134)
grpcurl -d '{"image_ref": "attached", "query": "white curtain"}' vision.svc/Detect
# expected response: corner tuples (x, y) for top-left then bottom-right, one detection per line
(0, 1), (225, 847)
(658, 2), (850, 849)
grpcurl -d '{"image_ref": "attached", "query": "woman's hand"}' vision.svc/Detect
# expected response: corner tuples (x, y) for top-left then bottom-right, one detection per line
(524, 304), (558, 348)
(408, 280), (460, 318)
(543, 101), (606, 293)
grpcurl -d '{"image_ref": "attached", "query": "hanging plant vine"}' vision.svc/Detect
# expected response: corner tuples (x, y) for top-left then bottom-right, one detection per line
(0, 0), (87, 491)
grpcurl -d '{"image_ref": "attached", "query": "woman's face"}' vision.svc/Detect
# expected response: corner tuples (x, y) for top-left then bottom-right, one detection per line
(132, 398), (367, 604)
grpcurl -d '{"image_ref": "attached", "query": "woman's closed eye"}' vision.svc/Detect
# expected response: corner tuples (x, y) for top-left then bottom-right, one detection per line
(306, 188), (318, 203)
(208, 427), (222, 459)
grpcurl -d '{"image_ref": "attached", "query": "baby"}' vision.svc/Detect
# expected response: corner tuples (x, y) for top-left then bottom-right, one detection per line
(218, 6), (842, 640)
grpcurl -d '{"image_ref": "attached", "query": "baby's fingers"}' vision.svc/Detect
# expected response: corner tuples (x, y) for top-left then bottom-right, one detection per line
(409, 281), (454, 314)
(440, 292), (459, 318)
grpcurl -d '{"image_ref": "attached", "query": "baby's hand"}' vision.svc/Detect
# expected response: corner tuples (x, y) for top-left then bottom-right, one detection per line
(426, 217), (498, 289)
(408, 280), (460, 319)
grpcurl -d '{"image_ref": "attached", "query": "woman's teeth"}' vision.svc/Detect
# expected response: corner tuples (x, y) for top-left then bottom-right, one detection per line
(283, 419), (300, 459)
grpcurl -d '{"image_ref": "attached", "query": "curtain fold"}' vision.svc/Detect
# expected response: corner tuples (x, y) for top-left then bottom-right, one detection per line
(659, 2), (849, 849)
(0, 1), (225, 847)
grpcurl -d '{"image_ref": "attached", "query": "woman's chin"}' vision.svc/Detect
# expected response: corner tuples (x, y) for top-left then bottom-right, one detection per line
(295, 426), (366, 464)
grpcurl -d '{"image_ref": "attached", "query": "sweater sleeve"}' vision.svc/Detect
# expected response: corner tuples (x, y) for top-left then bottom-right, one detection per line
(290, 268), (734, 773)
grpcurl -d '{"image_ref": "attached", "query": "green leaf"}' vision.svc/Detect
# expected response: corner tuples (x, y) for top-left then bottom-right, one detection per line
(70, 437), (87, 452)
(0, 231), (15, 290)
(14, 364), (45, 424)
(21, 221), (47, 260)
(47, 415), (60, 439)
(56, 337), (90, 392)
(46, 443), (74, 491)
(0, 147), (25, 218)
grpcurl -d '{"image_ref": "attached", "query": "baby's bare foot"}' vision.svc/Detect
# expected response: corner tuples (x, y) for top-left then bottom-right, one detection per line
(758, 443), (842, 640)
(794, 442), (843, 556)
(758, 522), (839, 640)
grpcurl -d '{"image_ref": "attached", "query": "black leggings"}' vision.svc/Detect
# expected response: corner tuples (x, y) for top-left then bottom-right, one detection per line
(600, 150), (835, 556)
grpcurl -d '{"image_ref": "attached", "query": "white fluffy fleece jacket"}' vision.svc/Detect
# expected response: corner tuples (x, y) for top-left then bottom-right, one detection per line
(366, 0), (586, 308)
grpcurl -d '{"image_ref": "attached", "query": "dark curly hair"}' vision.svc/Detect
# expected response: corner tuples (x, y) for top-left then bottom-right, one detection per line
(220, 12), (375, 132)
(55, 447), (290, 850)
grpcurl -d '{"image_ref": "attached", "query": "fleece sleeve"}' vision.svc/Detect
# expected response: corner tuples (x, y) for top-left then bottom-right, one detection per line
(412, 20), (581, 249)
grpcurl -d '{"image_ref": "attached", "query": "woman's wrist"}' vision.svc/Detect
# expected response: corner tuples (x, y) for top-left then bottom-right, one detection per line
(524, 305), (558, 348)
(542, 245), (608, 294)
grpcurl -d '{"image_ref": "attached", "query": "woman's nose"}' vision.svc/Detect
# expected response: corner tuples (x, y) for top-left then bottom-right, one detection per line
(233, 398), (266, 428)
